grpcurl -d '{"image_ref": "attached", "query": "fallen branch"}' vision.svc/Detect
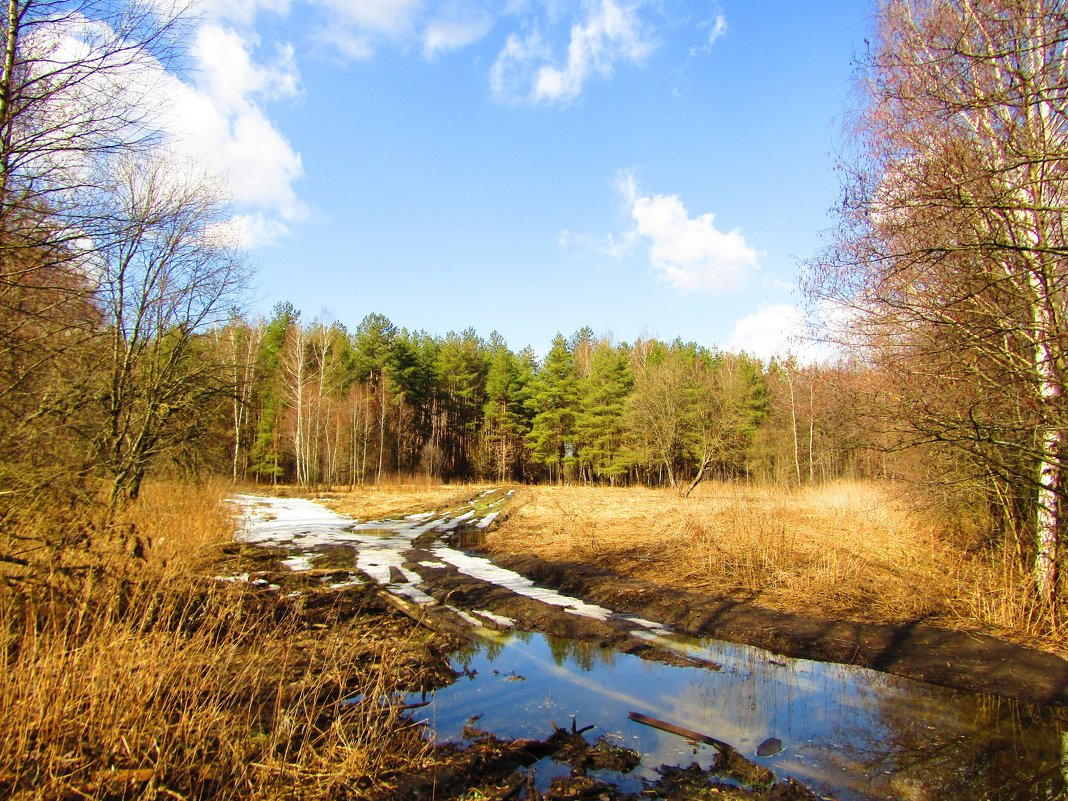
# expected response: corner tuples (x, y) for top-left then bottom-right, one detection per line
(627, 711), (731, 751)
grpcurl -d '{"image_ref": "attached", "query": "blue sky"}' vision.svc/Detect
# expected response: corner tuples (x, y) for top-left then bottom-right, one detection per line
(175, 0), (873, 359)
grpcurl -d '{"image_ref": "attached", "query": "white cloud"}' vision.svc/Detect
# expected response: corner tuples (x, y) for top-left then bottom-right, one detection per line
(312, 0), (421, 34)
(617, 171), (759, 293)
(423, 15), (494, 57)
(196, 0), (292, 26)
(707, 13), (727, 47)
(728, 302), (848, 364)
(311, 0), (494, 61)
(728, 304), (806, 363)
(301, 0), (502, 62)
(192, 25), (299, 108)
(491, 31), (551, 101)
(155, 24), (306, 246)
(215, 213), (292, 248)
(493, 0), (655, 104)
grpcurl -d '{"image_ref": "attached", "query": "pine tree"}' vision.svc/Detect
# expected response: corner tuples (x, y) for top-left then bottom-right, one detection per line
(574, 338), (634, 484)
(249, 302), (299, 483)
(483, 335), (533, 482)
(526, 334), (578, 484)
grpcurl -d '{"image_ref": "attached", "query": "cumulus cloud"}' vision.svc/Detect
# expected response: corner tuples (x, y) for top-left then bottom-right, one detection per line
(156, 24), (307, 246)
(492, 0), (654, 104)
(192, 25), (299, 107)
(728, 302), (848, 364)
(727, 304), (806, 363)
(613, 171), (760, 293)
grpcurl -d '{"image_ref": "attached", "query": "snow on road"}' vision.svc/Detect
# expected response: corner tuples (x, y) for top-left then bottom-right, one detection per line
(231, 492), (654, 627)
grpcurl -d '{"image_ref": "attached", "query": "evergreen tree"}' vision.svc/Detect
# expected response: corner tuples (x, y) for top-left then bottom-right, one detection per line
(249, 302), (299, 483)
(435, 329), (488, 479)
(575, 338), (635, 484)
(526, 334), (578, 484)
(483, 334), (533, 482)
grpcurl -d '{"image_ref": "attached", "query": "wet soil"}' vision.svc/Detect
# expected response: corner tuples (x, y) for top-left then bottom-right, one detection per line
(487, 552), (1068, 707)
(218, 543), (811, 801)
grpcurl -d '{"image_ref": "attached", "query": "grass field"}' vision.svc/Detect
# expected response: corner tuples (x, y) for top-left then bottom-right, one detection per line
(486, 480), (1057, 653)
(3, 477), (1056, 798)
(319, 482), (491, 521)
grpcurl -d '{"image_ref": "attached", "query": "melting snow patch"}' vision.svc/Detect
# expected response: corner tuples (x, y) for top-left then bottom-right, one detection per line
(475, 511), (499, 529)
(391, 583), (437, 605)
(447, 606), (485, 627)
(430, 546), (615, 621)
(626, 616), (668, 630)
(358, 548), (412, 584)
(328, 575), (364, 589)
(472, 610), (515, 628)
(418, 561), (447, 569)
(281, 553), (317, 572)
(214, 573), (250, 583)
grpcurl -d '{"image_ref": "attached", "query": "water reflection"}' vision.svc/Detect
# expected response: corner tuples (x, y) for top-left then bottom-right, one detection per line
(422, 631), (1066, 801)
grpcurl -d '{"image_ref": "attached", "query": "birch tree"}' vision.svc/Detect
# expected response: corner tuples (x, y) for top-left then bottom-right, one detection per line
(811, 0), (1068, 608)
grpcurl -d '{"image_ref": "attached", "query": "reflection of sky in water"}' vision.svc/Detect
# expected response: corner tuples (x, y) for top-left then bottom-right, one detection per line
(421, 632), (1066, 801)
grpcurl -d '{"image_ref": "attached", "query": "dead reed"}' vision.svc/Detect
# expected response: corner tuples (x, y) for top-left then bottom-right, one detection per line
(0, 482), (436, 800)
(487, 480), (1063, 652)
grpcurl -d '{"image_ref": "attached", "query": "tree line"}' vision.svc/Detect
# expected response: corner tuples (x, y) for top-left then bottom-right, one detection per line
(206, 308), (874, 492)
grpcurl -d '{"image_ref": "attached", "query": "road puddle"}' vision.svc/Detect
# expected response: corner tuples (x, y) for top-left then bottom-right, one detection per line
(422, 630), (1066, 800)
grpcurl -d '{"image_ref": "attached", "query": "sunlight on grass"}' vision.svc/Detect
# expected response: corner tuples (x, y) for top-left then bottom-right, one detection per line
(487, 480), (1056, 651)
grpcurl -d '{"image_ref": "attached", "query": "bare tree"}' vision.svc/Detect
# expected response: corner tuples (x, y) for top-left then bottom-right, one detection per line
(810, 0), (1068, 608)
(93, 152), (244, 514)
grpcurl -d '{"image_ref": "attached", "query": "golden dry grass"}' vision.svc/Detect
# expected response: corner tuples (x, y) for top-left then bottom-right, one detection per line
(487, 480), (1057, 650)
(318, 482), (492, 521)
(0, 481), (439, 800)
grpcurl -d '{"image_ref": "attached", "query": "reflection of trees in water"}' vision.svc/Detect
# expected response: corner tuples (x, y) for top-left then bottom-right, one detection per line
(844, 689), (1065, 800)
(676, 645), (1064, 800)
(545, 635), (617, 672)
(684, 647), (878, 745)
(451, 635), (507, 666)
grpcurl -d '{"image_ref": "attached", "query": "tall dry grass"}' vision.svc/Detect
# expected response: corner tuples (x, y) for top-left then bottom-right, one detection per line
(488, 480), (1062, 651)
(0, 482), (434, 800)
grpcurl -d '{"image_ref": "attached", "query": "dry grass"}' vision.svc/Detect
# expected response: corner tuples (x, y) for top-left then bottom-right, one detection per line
(487, 480), (1060, 650)
(317, 481), (493, 521)
(0, 481), (439, 800)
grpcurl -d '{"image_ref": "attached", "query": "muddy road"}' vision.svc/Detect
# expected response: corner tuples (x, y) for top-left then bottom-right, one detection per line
(232, 489), (1068, 801)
